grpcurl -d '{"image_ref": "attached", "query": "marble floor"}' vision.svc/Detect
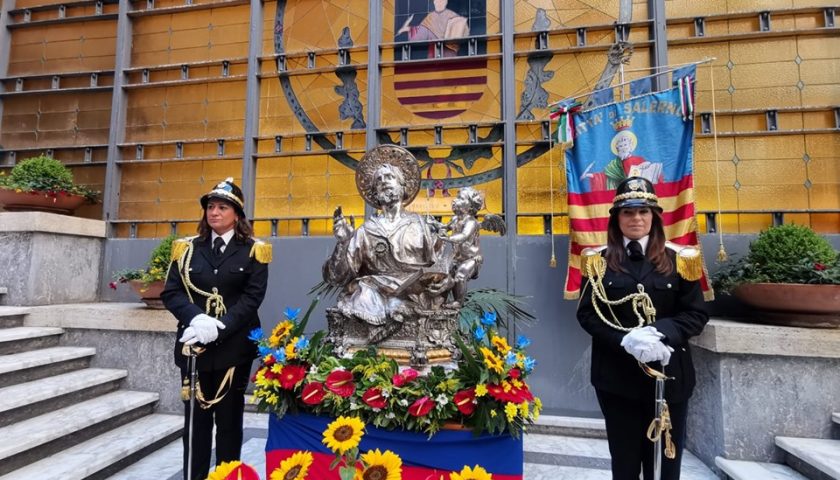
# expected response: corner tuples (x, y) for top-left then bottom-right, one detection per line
(106, 413), (719, 480)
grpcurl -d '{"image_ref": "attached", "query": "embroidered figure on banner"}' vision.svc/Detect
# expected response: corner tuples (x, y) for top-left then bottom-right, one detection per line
(579, 116), (664, 191)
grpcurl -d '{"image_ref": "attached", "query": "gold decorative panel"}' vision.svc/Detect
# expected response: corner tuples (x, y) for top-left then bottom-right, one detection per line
(8, 23), (116, 75)
(262, 0), (370, 55)
(514, 0), (649, 31)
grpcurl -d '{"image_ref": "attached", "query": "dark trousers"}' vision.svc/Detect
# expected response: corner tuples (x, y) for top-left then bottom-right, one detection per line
(596, 389), (688, 480)
(182, 362), (251, 480)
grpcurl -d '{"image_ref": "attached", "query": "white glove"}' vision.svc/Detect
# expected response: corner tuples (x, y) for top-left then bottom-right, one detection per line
(180, 314), (226, 345)
(620, 326), (664, 360)
(638, 341), (674, 366)
(179, 326), (198, 345)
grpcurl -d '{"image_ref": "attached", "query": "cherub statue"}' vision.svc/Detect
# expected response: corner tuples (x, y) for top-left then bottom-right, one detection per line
(429, 187), (506, 308)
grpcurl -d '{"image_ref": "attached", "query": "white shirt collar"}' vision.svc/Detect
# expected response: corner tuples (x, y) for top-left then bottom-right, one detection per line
(212, 229), (235, 246)
(623, 235), (649, 254)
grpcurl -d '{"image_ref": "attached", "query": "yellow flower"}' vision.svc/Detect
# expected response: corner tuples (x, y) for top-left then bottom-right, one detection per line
(533, 397), (543, 421)
(355, 449), (402, 480)
(450, 464), (494, 480)
(474, 384), (488, 397)
(285, 337), (298, 360)
(480, 347), (504, 375)
(205, 461), (242, 480)
(504, 402), (518, 422)
(322, 416), (365, 454)
(270, 451), (313, 480)
(270, 364), (283, 374)
(519, 401), (529, 417)
(269, 320), (294, 347)
(491, 335), (511, 354)
(489, 410), (497, 418)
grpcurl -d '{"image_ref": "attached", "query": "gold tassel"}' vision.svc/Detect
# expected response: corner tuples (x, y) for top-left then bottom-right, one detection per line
(549, 253), (557, 268)
(580, 248), (605, 278)
(717, 243), (728, 263)
(676, 246), (703, 281)
(171, 238), (190, 263)
(249, 241), (273, 264)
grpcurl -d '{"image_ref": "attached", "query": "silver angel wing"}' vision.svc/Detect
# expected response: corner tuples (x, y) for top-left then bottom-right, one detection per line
(480, 213), (507, 236)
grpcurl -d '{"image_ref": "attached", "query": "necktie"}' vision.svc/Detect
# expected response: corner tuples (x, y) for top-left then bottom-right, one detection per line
(213, 237), (225, 257)
(627, 240), (644, 261)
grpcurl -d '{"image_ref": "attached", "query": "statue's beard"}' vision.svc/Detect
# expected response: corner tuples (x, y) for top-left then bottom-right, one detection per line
(375, 188), (402, 206)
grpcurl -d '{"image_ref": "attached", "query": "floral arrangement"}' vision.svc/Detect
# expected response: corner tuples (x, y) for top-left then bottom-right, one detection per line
(110, 234), (178, 290)
(250, 293), (541, 438)
(0, 154), (99, 202)
(713, 224), (840, 293)
(205, 460), (260, 480)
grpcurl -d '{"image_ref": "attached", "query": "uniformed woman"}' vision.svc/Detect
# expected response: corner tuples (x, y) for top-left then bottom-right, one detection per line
(576, 176), (708, 480)
(162, 178), (271, 480)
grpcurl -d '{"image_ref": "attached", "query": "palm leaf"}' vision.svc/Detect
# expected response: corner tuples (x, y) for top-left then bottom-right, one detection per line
(460, 288), (535, 331)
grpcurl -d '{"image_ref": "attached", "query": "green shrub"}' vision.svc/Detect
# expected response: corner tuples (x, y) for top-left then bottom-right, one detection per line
(111, 235), (177, 289)
(713, 224), (840, 293)
(0, 155), (99, 201)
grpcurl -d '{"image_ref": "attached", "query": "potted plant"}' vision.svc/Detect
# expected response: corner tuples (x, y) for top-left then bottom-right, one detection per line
(713, 224), (840, 327)
(0, 154), (99, 214)
(110, 234), (177, 309)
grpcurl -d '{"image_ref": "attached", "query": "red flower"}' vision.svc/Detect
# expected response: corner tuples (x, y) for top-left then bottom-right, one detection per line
(408, 396), (434, 417)
(402, 368), (419, 381)
(362, 387), (387, 409)
(815, 262), (827, 271)
(325, 370), (356, 397)
(392, 373), (406, 387)
(280, 364), (306, 389)
(509, 368), (521, 379)
(263, 355), (276, 368)
(301, 382), (326, 405)
(453, 388), (476, 415)
(263, 367), (280, 381)
(108, 281), (118, 290)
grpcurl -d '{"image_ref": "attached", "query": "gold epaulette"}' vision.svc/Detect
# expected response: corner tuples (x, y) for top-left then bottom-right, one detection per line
(666, 242), (703, 281)
(249, 240), (272, 264)
(170, 236), (196, 263)
(580, 246), (607, 278)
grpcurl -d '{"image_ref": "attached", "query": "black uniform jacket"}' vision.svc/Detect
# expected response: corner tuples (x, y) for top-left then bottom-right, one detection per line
(577, 248), (708, 403)
(162, 235), (268, 372)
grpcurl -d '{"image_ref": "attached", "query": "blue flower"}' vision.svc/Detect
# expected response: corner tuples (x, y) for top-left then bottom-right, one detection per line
(515, 335), (531, 349)
(473, 325), (486, 342)
(257, 345), (272, 357)
(523, 356), (537, 373)
(505, 351), (518, 366)
(273, 348), (287, 362)
(248, 328), (264, 342)
(295, 335), (310, 351)
(284, 307), (301, 321)
(480, 311), (497, 326)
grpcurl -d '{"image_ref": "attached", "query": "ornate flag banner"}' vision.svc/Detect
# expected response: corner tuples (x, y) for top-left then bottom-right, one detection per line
(563, 85), (713, 300)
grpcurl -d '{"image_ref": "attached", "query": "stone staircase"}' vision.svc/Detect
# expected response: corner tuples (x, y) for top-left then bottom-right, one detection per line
(0, 307), (183, 479)
(716, 414), (840, 480)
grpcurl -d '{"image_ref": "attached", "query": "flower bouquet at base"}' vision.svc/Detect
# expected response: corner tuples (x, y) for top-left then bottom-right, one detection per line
(250, 290), (542, 438)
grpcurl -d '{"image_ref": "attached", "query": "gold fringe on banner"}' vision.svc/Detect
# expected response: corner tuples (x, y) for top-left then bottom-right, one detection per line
(249, 240), (273, 264)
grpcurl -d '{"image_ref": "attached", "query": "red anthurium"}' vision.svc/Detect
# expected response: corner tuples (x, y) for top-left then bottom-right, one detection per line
(402, 368), (419, 381)
(508, 368), (521, 379)
(408, 396), (434, 417)
(362, 387), (387, 409)
(453, 388), (476, 415)
(325, 370), (356, 397)
(392, 373), (407, 387)
(280, 364), (306, 389)
(301, 382), (326, 405)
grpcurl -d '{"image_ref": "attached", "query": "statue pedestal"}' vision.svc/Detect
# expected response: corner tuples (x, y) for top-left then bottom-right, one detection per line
(326, 306), (460, 369)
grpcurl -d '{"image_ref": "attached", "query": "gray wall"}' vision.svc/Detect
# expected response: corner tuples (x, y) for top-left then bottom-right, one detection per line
(100, 233), (840, 417)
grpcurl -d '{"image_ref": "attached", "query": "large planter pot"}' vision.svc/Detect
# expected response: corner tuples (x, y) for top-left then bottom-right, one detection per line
(128, 279), (166, 309)
(733, 283), (840, 328)
(0, 189), (87, 214)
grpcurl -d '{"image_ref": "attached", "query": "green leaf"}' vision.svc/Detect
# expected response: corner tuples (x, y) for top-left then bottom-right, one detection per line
(292, 297), (320, 337)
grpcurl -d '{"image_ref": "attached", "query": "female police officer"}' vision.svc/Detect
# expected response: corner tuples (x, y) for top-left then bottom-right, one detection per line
(162, 178), (271, 480)
(576, 176), (708, 480)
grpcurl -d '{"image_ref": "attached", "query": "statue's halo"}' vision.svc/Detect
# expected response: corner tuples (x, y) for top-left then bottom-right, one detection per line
(355, 145), (422, 209)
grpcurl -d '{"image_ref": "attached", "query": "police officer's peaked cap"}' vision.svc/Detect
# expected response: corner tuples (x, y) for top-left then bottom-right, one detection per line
(610, 176), (661, 213)
(200, 177), (245, 216)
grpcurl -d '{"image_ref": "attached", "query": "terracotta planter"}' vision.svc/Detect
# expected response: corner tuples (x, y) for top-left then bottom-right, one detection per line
(128, 279), (166, 309)
(0, 189), (87, 214)
(733, 283), (840, 328)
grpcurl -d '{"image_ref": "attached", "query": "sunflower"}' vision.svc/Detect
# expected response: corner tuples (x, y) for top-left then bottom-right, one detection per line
(270, 451), (313, 480)
(450, 464), (494, 480)
(205, 461), (241, 480)
(480, 347), (505, 374)
(322, 416), (365, 454)
(355, 449), (402, 480)
(269, 320), (294, 347)
(491, 335), (511, 354)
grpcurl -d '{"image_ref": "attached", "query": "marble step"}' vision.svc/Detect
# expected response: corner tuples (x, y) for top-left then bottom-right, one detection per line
(716, 457), (809, 480)
(0, 413), (182, 480)
(0, 346), (95, 386)
(0, 308), (28, 328)
(531, 414), (606, 439)
(106, 437), (183, 480)
(0, 326), (63, 355)
(0, 368), (127, 428)
(0, 390), (159, 476)
(776, 436), (840, 480)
